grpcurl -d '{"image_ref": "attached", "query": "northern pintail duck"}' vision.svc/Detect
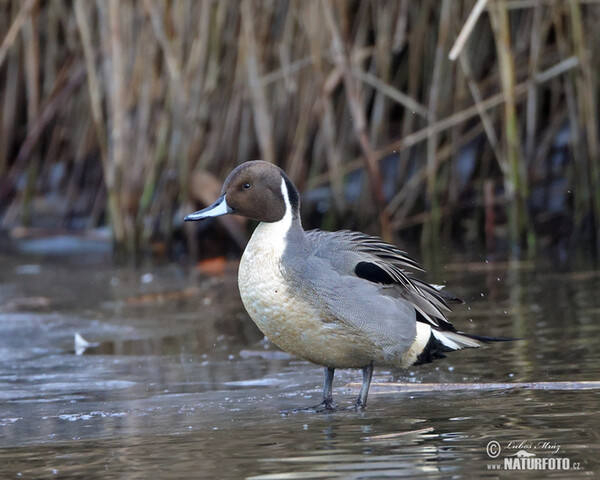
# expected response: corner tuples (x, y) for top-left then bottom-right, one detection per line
(185, 161), (500, 411)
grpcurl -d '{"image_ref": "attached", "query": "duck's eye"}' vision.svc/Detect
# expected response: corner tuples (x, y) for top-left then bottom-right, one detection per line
(242, 183), (251, 190)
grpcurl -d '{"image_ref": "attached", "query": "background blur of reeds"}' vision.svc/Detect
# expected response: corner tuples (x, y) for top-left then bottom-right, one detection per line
(0, 0), (599, 262)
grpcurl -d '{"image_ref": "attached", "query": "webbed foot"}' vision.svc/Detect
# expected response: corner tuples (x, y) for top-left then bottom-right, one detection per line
(281, 398), (339, 414)
(340, 399), (367, 411)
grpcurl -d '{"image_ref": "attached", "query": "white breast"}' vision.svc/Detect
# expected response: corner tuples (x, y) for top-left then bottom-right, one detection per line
(239, 221), (291, 330)
(238, 178), (297, 345)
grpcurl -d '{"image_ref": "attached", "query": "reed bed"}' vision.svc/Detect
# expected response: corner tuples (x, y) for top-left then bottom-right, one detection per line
(0, 0), (599, 261)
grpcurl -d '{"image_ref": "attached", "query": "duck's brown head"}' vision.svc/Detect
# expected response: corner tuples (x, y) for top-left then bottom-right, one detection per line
(184, 161), (300, 223)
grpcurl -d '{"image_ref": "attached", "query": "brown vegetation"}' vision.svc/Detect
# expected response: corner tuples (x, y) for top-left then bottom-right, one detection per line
(0, 1), (598, 260)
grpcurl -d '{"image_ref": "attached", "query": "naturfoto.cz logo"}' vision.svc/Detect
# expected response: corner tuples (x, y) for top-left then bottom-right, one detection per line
(486, 440), (582, 471)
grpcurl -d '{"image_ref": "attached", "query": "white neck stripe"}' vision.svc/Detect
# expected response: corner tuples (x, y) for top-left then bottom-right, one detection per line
(245, 177), (293, 260)
(279, 177), (293, 223)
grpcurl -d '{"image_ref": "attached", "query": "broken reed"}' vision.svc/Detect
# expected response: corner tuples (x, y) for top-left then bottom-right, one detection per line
(0, 0), (599, 259)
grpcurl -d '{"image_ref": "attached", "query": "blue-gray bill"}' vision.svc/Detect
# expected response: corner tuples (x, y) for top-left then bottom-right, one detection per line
(184, 194), (232, 221)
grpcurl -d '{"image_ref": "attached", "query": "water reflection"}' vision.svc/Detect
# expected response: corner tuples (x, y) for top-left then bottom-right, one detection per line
(0, 252), (599, 478)
(4, 388), (597, 478)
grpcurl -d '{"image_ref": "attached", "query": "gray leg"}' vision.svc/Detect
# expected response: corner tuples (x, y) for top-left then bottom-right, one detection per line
(313, 366), (337, 411)
(355, 363), (374, 409)
(283, 366), (338, 413)
(322, 366), (335, 403)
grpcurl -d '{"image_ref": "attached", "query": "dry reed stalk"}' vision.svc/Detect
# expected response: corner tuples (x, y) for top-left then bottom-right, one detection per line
(143, 0), (192, 211)
(300, 0), (345, 212)
(552, 5), (588, 229)
(143, 0), (184, 93)
(457, 53), (502, 166)
(449, 0), (490, 61)
(569, 0), (600, 249)
(352, 68), (428, 120)
(101, 0), (127, 256)
(368, 1), (393, 147)
(74, 0), (108, 162)
(19, 1), (40, 226)
(322, 0), (391, 239)
(61, 120), (93, 228)
(489, 0), (530, 253)
(241, 0), (275, 166)
(423, 0), (452, 248)
(0, 2), (21, 177)
(22, 2), (39, 123)
(394, 2), (429, 196)
(0, 0), (36, 70)
(0, 63), (86, 206)
(524, 3), (544, 161)
(280, 2), (310, 183)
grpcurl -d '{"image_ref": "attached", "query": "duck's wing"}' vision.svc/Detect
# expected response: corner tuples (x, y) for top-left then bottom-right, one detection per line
(284, 246), (419, 360)
(305, 229), (456, 332)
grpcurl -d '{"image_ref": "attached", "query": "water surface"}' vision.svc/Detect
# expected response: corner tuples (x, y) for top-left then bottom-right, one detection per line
(0, 248), (598, 478)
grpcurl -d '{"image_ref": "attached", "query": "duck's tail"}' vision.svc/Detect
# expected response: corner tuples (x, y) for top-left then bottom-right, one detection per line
(414, 324), (517, 366)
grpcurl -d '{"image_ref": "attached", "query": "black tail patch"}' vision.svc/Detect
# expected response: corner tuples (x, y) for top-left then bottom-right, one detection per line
(414, 331), (519, 366)
(414, 333), (454, 366)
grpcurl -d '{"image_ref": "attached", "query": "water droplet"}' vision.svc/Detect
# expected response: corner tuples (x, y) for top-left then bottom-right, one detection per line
(141, 273), (153, 283)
